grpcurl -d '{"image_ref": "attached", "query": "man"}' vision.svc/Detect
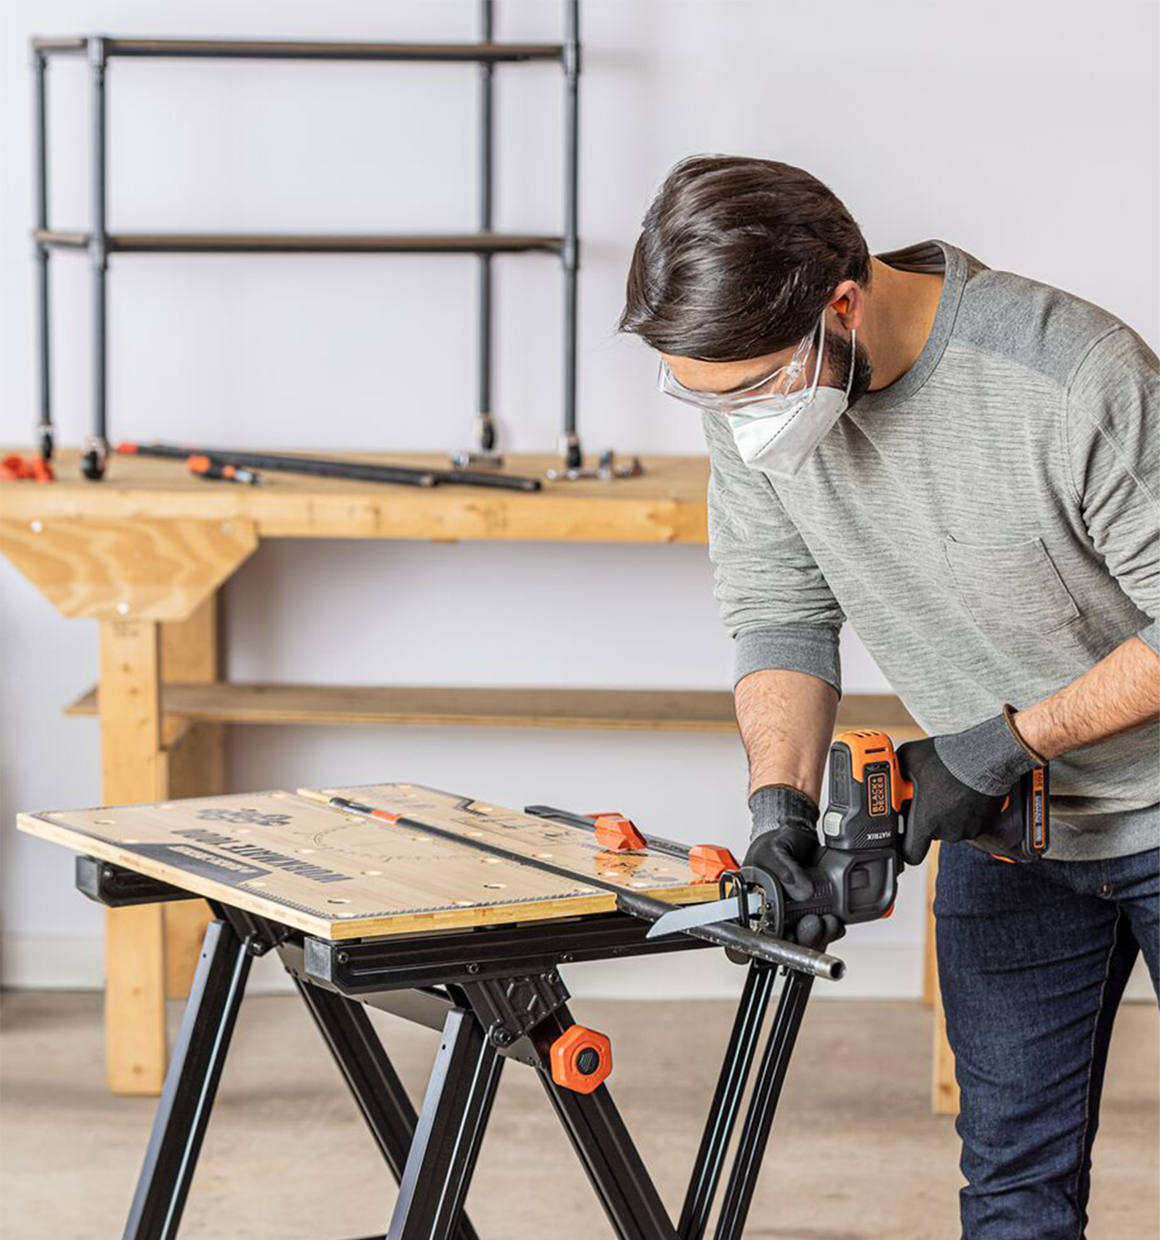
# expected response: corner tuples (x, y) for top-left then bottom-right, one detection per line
(619, 156), (1158, 1239)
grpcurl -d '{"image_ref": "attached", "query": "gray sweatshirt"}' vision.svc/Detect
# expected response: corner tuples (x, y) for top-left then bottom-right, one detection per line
(703, 240), (1158, 862)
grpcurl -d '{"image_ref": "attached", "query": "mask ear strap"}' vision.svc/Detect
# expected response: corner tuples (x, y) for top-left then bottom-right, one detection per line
(810, 315), (827, 392)
(845, 329), (857, 398)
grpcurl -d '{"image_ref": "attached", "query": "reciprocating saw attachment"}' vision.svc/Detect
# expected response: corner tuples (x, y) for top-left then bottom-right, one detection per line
(651, 729), (1050, 945)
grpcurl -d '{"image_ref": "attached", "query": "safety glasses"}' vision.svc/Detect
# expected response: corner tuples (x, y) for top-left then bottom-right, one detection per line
(656, 318), (823, 415)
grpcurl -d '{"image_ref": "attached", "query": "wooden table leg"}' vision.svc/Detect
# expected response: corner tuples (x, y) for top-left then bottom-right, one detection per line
(100, 620), (167, 1095)
(927, 842), (961, 1115)
(160, 595), (224, 998)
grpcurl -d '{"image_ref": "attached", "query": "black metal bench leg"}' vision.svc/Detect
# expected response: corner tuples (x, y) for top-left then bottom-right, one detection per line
(387, 1007), (502, 1240)
(294, 980), (484, 1240)
(532, 1007), (678, 1240)
(712, 970), (815, 1240)
(678, 962), (775, 1240)
(122, 918), (252, 1240)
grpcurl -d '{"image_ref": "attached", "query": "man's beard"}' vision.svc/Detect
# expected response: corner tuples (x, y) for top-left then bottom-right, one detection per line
(824, 330), (874, 408)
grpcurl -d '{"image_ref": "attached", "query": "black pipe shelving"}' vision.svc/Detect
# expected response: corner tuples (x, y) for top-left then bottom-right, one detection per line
(31, 3), (583, 481)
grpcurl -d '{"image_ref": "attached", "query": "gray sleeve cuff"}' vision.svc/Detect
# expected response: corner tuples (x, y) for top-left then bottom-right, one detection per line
(1138, 620), (1160, 655)
(734, 624), (842, 697)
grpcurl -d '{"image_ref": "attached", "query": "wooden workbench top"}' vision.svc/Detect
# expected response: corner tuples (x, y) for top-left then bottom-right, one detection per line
(18, 785), (716, 940)
(0, 449), (710, 544)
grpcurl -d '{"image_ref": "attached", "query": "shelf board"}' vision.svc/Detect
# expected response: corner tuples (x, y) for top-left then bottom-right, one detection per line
(35, 229), (562, 256)
(32, 37), (565, 63)
(65, 683), (922, 738)
(0, 450), (711, 544)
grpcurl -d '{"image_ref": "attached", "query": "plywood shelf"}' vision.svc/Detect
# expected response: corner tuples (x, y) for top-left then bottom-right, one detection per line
(0, 450), (710, 545)
(66, 682), (922, 737)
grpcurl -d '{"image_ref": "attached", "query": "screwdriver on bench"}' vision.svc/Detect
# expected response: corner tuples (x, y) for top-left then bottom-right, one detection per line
(187, 454), (262, 486)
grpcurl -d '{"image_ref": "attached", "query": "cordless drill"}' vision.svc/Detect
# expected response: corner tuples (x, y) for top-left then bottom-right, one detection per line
(742, 730), (1049, 939)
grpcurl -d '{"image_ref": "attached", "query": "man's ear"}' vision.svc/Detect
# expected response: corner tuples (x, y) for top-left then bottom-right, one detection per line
(829, 280), (863, 331)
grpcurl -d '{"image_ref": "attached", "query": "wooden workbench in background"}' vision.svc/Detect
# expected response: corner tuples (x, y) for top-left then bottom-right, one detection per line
(0, 449), (950, 1109)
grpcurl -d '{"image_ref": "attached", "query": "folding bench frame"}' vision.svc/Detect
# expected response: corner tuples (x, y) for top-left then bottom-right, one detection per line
(79, 857), (816, 1240)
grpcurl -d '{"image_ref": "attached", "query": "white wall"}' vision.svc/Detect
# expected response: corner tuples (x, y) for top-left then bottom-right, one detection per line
(1, 1), (1157, 996)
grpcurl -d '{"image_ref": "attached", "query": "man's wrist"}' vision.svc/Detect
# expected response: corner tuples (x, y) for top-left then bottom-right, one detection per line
(1008, 701), (1062, 762)
(934, 708), (1042, 798)
(748, 784), (819, 839)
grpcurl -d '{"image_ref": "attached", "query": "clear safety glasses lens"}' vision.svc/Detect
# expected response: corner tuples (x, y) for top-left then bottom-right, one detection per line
(656, 324), (818, 414)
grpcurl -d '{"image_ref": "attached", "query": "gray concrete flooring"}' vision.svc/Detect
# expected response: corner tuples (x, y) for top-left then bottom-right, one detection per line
(1, 992), (1156, 1240)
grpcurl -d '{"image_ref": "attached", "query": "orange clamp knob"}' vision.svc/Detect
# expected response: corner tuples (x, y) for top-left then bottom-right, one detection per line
(550, 1024), (612, 1094)
(688, 844), (739, 883)
(591, 813), (646, 852)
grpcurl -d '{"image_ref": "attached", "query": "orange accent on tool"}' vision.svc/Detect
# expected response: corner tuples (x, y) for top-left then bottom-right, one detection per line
(550, 1025), (612, 1094)
(591, 813), (646, 852)
(882, 901), (895, 919)
(1, 453), (54, 482)
(188, 454), (212, 474)
(369, 809), (401, 825)
(117, 441), (139, 454)
(990, 854), (1017, 864)
(688, 844), (739, 882)
(835, 730), (913, 810)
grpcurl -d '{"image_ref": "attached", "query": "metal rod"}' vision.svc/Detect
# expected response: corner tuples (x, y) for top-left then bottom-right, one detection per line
(117, 440), (542, 492)
(86, 36), (108, 479)
(34, 229), (561, 255)
(712, 971), (815, 1240)
(476, 1), (495, 452)
(616, 890), (846, 981)
(560, 1), (581, 468)
(678, 963), (775, 1240)
(32, 48), (52, 460)
(33, 36), (565, 63)
(121, 920), (253, 1240)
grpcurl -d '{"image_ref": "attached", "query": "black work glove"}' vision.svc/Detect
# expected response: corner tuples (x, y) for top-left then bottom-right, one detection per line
(743, 786), (844, 948)
(897, 707), (1044, 866)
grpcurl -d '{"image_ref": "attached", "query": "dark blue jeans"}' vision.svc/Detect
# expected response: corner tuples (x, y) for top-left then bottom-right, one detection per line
(936, 842), (1159, 1240)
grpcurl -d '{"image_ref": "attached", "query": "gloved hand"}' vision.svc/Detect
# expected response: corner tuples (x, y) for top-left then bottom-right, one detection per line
(743, 785), (844, 948)
(897, 706), (1044, 866)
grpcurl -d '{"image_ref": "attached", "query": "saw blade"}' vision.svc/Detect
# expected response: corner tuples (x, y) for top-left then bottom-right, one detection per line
(646, 892), (762, 939)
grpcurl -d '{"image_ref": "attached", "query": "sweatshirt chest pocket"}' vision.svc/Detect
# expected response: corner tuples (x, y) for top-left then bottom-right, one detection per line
(942, 535), (1080, 633)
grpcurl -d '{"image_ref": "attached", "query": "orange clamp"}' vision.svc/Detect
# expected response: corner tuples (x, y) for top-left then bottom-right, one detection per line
(550, 1024), (612, 1094)
(590, 813), (647, 852)
(688, 844), (739, 883)
(1, 453), (54, 483)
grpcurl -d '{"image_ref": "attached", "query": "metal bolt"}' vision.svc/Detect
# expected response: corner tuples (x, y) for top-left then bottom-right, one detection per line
(336, 951), (349, 965)
(492, 1028), (513, 1047)
(546, 971), (559, 985)
(466, 962), (480, 974)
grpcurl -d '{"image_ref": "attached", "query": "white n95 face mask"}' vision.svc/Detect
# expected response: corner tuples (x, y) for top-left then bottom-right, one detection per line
(728, 320), (856, 479)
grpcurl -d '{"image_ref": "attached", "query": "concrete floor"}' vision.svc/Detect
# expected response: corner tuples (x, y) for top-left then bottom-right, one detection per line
(1, 992), (1156, 1240)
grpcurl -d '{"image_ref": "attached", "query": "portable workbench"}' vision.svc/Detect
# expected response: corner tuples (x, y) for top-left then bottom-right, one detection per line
(0, 448), (956, 1111)
(19, 782), (846, 1240)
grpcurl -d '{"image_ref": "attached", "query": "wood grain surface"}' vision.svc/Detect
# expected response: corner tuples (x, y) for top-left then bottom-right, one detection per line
(0, 450), (709, 544)
(18, 788), (715, 941)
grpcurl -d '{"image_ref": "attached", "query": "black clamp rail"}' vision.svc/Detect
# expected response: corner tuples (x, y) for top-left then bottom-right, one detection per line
(31, 2), (584, 480)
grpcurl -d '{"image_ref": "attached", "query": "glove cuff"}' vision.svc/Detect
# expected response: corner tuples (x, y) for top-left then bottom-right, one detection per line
(934, 708), (1043, 797)
(748, 784), (819, 840)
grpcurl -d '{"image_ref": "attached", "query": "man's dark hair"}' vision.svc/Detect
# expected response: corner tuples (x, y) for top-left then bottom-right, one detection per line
(619, 155), (871, 361)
